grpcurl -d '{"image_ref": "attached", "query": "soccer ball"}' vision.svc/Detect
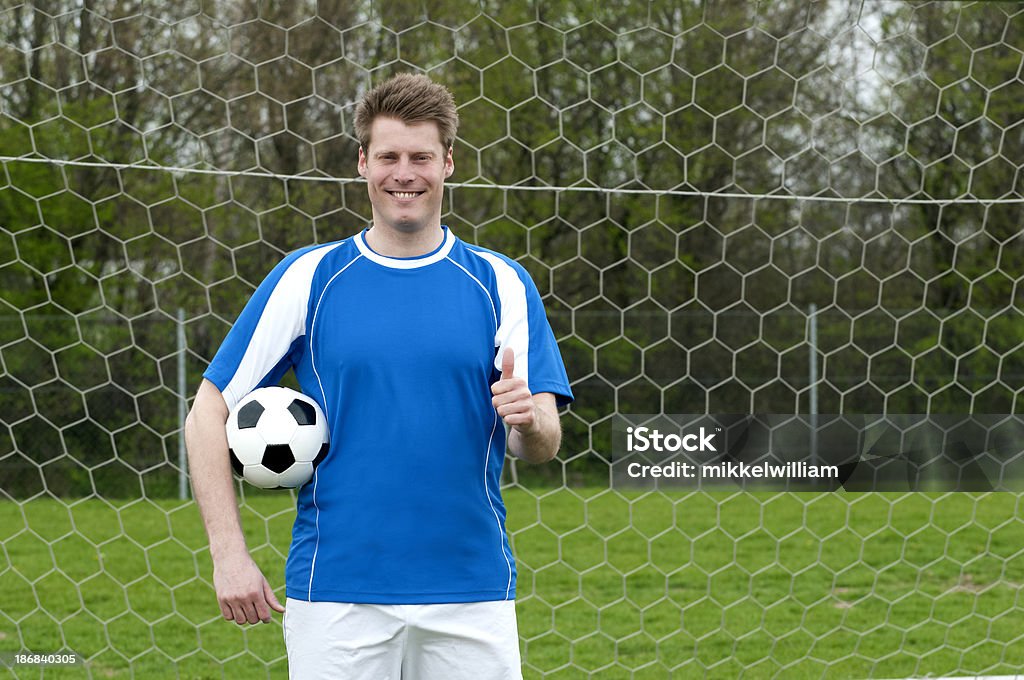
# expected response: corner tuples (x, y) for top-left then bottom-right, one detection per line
(226, 386), (329, 489)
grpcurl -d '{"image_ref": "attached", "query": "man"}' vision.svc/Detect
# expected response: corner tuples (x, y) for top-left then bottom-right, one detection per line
(185, 73), (573, 679)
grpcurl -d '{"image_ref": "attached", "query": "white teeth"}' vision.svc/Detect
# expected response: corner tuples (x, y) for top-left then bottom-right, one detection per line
(391, 191), (420, 199)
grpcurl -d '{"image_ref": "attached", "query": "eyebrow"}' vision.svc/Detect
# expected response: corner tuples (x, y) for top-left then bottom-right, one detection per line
(372, 149), (437, 158)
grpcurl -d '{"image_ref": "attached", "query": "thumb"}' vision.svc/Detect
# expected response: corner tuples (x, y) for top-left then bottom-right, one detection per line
(264, 579), (285, 613)
(501, 348), (515, 380)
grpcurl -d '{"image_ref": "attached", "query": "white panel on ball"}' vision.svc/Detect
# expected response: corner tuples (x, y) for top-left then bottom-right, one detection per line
(243, 464), (282, 490)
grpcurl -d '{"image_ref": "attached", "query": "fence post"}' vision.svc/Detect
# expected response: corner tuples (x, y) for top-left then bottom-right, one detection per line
(178, 307), (189, 501)
(809, 303), (818, 467)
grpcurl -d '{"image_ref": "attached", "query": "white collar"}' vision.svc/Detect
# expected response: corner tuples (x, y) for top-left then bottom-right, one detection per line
(355, 227), (456, 269)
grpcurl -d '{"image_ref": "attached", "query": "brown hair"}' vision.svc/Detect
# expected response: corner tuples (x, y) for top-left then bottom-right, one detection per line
(354, 73), (459, 151)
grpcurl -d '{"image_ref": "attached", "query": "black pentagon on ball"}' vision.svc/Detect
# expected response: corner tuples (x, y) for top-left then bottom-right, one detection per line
(236, 400), (265, 429)
(287, 399), (317, 426)
(313, 441), (330, 468)
(228, 449), (245, 476)
(262, 444), (296, 474)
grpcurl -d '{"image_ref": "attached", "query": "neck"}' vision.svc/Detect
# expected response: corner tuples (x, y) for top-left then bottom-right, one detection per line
(364, 223), (445, 258)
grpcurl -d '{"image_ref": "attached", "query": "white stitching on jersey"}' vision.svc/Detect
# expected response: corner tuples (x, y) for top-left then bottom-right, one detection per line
(483, 410), (514, 599)
(446, 255), (514, 599)
(306, 251), (363, 600)
(445, 256), (499, 332)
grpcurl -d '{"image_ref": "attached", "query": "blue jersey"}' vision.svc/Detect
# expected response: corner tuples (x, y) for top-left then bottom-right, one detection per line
(204, 227), (573, 604)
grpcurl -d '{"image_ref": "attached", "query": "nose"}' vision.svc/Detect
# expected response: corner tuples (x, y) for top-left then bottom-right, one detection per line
(392, 157), (415, 183)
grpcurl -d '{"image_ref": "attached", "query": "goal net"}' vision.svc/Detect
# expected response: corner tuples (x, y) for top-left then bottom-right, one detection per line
(1, 1), (1022, 677)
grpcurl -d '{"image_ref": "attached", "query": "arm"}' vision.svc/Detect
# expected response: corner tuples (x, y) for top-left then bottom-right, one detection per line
(185, 379), (285, 624)
(491, 349), (563, 464)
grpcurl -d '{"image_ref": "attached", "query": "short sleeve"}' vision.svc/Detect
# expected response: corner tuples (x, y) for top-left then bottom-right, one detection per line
(478, 252), (573, 407)
(203, 243), (335, 411)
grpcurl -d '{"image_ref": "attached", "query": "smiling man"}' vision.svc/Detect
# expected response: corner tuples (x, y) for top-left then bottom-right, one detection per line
(186, 73), (574, 680)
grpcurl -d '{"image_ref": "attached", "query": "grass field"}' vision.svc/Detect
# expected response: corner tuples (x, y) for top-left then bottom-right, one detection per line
(1, 489), (1023, 679)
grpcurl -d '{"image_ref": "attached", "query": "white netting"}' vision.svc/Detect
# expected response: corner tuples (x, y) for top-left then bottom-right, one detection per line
(1, 1), (1023, 678)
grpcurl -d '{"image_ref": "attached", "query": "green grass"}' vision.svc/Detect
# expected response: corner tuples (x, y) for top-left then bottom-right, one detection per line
(1, 490), (1023, 679)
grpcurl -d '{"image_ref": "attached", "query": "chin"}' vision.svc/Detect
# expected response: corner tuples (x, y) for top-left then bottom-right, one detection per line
(390, 219), (427, 233)
(384, 214), (436, 233)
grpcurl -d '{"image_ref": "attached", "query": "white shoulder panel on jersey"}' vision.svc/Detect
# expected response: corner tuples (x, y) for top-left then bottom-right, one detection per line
(223, 242), (346, 410)
(469, 250), (530, 386)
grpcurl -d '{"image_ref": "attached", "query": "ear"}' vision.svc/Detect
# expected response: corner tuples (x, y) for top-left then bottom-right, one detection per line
(357, 146), (368, 178)
(444, 145), (454, 178)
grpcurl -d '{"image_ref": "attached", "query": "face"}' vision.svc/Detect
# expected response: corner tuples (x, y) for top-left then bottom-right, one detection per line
(358, 117), (454, 235)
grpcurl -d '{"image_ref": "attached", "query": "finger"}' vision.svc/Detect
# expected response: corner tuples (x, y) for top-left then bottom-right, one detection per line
(504, 412), (536, 426)
(219, 601), (234, 621)
(254, 596), (271, 624)
(501, 348), (515, 380)
(495, 398), (532, 417)
(491, 380), (512, 396)
(492, 377), (528, 397)
(495, 382), (530, 398)
(492, 387), (531, 407)
(503, 402), (537, 425)
(264, 579), (286, 614)
(499, 393), (539, 426)
(242, 601), (261, 625)
(228, 598), (256, 625)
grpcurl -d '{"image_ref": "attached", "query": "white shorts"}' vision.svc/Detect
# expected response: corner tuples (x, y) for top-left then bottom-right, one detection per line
(283, 598), (523, 680)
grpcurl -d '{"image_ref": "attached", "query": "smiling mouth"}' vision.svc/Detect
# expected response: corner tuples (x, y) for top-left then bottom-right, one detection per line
(387, 190), (425, 199)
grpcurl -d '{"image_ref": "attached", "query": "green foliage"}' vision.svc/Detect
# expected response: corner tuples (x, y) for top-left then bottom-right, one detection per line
(0, 1), (1020, 496)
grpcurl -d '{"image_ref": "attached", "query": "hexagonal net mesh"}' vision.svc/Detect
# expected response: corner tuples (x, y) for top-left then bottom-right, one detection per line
(1, 1), (1023, 678)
